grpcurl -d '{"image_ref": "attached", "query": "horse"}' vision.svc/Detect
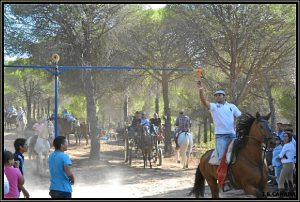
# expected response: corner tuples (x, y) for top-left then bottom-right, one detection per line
(58, 117), (77, 144)
(77, 121), (89, 145)
(16, 115), (27, 138)
(176, 131), (193, 169)
(136, 125), (153, 169)
(26, 119), (54, 176)
(189, 112), (276, 198)
(4, 113), (18, 131)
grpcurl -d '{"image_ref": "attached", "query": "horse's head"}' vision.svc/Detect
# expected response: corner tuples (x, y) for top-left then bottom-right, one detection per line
(251, 112), (276, 149)
(46, 120), (55, 141)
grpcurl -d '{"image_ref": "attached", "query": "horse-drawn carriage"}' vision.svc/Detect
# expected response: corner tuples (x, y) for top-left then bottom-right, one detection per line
(124, 125), (163, 168)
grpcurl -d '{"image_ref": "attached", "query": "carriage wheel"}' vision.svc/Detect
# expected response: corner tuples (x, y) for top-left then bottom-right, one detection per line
(124, 137), (129, 163)
(153, 139), (158, 163)
(157, 148), (163, 166)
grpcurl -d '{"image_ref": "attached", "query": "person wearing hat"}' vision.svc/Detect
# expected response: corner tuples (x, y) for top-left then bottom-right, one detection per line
(197, 80), (242, 162)
(174, 110), (191, 149)
(128, 111), (142, 137)
(16, 106), (25, 120)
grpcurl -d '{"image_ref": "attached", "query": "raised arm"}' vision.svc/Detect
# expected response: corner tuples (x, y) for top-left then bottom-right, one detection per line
(197, 81), (210, 110)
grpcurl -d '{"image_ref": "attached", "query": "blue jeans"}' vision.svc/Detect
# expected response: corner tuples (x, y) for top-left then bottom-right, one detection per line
(274, 165), (283, 183)
(215, 133), (236, 161)
(49, 190), (72, 198)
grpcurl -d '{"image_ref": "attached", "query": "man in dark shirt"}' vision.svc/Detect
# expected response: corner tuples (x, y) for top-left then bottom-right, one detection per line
(128, 111), (142, 136)
(174, 111), (191, 149)
(150, 113), (161, 135)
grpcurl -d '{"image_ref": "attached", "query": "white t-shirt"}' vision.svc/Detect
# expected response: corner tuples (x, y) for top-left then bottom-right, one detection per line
(209, 102), (242, 134)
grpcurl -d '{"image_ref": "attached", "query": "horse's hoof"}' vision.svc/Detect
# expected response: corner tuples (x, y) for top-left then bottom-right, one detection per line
(177, 160), (180, 164)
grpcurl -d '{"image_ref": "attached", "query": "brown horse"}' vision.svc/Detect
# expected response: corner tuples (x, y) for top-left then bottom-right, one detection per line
(78, 122), (89, 145)
(58, 118), (76, 144)
(4, 113), (18, 130)
(190, 112), (276, 198)
(136, 125), (153, 169)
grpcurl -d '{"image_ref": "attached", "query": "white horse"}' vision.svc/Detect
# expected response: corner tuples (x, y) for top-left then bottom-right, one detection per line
(27, 119), (54, 176)
(16, 115), (27, 138)
(176, 132), (193, 169)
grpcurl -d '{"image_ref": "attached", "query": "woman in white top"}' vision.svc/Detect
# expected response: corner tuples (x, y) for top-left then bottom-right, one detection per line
(278, 132), (296, 194)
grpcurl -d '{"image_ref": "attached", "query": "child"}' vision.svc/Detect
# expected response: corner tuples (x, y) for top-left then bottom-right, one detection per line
(4, 150), (24, 198)
(13, 138), (30, 198)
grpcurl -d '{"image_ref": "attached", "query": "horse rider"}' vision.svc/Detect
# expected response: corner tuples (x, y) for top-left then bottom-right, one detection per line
(6, 105), (17, 118)
(128, 111), (142, 137)
(63, 109), (76, 123)
(140, 112), (151, 135)
(17, 107), (26, 120)
(150, 113), (161, 136)
(197, 80), (242, 162)
(174, 110), (191, 149)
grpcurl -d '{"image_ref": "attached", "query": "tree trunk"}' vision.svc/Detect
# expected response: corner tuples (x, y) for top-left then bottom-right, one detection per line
(83, 69), (100, 160)
(197, 121), (201, 144)
(47, 97), (50, 118)
(162, 73), (172, 155)
(33, 100), (36, 121)
(155, 95), (159, 114)
(265, 81), (276, 130)
(124, 94), (128, 123)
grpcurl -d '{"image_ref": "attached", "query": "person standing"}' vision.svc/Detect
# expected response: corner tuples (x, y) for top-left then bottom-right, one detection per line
(48, 136), (74, 198)
(197, 80), (242, 162)
(276, 123), (285, 144)
(4, 150), (24, 198)
(278, 132), (296, 195)
(271, 136), (283, 185)
(13, 138), (30, 198)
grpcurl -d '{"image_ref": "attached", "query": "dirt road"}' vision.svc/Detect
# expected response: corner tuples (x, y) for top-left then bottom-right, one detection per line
(4, 130), (275, 198)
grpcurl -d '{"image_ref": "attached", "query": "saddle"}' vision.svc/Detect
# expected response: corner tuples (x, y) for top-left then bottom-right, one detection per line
(208, 139), (237, 165)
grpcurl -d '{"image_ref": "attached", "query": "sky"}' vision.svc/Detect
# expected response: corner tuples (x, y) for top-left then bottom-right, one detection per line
(144, 4), (167, 9)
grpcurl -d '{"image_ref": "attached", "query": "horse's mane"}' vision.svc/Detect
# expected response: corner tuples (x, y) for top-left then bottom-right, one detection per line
(234, 113), (256, 154)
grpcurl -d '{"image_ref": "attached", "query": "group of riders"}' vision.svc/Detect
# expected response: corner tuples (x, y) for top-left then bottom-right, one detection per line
(5, 105), (26, 124)
(5, 105), (80, 132)
(127, 111), (163, 141)
(125, 110), (192, 149)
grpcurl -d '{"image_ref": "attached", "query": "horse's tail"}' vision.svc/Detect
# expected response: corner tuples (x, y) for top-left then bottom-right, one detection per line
(188, 163), (205, 198)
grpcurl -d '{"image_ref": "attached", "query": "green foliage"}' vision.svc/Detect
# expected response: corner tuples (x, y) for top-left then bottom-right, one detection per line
(67, 96), (86, 120)
(276, 88), (296, 122)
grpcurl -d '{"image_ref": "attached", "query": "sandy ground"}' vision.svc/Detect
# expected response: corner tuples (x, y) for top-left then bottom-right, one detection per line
(4, 128), (279, 199)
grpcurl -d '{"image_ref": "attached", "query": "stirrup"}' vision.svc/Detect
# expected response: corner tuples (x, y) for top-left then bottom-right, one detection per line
(222, 181), (233, 192)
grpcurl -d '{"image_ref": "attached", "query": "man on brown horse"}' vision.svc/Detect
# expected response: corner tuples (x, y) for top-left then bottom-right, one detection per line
(197, 80), (241, 189)
(197, 81), (241, 162)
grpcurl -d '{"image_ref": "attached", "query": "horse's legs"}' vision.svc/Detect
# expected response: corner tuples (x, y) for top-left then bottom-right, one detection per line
(86, 133), (89, 145)
(176, 150), (180, 164)
(206, 177), (220, 198)
(180, 149), (187, 169)
(148, 150), (152, 168)
(186, 156), (189, 169)
(142, 150), (147, 168)
(243, 185), (264, 198)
